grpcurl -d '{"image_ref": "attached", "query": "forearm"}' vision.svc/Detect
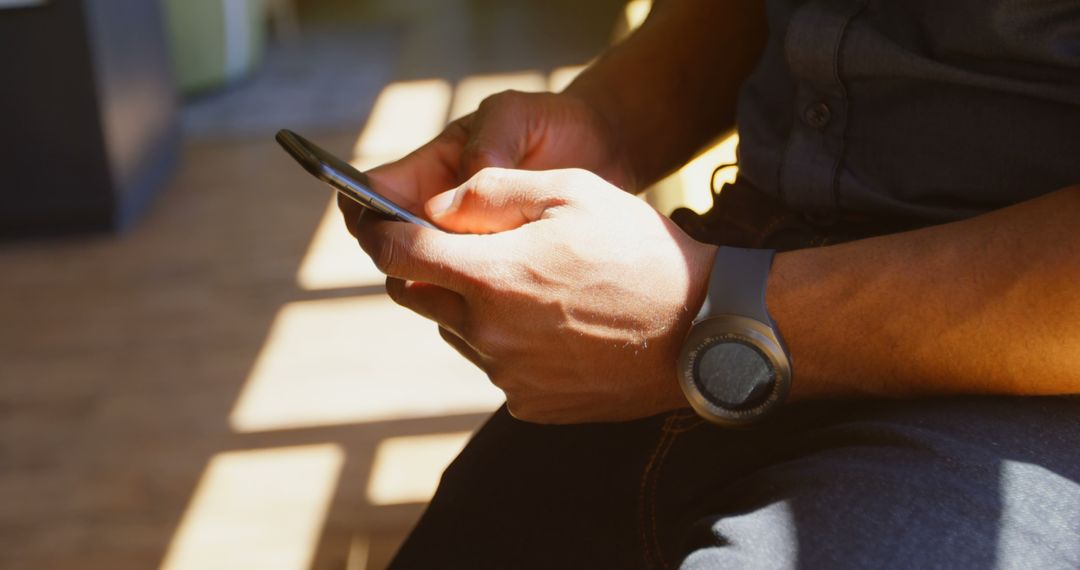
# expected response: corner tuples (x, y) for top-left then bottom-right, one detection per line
(768, 186), (1080, 399)
(564, 0), (766, 189)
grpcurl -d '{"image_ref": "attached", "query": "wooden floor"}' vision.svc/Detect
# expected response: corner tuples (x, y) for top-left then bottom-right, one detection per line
(0, 132), (496, 569)
(0, 1), (628, 569)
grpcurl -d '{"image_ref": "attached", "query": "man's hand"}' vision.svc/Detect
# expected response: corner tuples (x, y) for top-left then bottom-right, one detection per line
(332, 0), (768, 423)
(353, 168), (716, 423)
(339, 91), (634, 237)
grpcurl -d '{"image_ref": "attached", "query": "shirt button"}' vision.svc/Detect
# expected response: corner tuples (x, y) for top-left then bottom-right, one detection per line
(803, 102), (831, 129)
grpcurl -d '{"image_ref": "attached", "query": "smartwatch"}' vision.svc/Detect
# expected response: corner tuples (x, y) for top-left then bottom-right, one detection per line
(676, 247), (792, 426)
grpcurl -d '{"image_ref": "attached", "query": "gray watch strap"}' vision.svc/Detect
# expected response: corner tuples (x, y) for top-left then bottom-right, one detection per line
(697, 247), (776, 324)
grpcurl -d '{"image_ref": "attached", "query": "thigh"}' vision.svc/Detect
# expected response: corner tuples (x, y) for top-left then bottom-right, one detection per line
(387, 406), (678, 569)
(667, 396), (1080, 570)
(390, 405), (786, 569)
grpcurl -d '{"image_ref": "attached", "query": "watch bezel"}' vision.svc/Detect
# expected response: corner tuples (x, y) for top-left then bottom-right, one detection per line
(677, 314), (792, 427)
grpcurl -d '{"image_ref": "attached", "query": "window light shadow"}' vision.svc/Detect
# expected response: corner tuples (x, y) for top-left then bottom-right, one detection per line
(449, 71), (548, 121)
(296, 197), (385, 291)
(351, 79), (453, 169)
(229, 296), (503, 433)
(160, 444), (345, 570)
(366, 431), (474, 506)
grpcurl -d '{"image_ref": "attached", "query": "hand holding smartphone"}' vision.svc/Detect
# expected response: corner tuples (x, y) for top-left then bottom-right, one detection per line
(275, 129), (437, 229)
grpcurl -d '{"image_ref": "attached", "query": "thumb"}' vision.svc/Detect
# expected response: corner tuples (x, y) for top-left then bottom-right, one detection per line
(425, 168), (570, 234)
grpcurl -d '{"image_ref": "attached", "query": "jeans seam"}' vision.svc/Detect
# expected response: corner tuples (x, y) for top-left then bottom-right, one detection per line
(668, 420), (706, 433)
(638, 415), (671, 569)
(639, 413), (689, 570)
(669, 411), (706, 433)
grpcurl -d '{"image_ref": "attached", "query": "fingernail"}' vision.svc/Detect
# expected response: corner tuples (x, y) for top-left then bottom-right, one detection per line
(427, 190), (456, 217)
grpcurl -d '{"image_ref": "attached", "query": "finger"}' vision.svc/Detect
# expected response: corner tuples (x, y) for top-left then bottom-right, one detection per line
(385, 277), (469, 338)
(459, 92), (530, 177)
(438, 325), (486, 371)
(339, 117), (476, 238)
(367, 115), (475, 201)
(425, 167), (573, 234)
(355, 216), (494, 292)
(338, 192), (365, 239)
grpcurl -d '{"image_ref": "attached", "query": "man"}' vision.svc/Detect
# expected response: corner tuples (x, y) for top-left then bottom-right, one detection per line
(340, 0), (1080, 567)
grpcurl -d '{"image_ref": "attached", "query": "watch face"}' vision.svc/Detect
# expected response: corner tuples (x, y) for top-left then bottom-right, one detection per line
(678, 314), (792, 426)
(693, 336), (776, 410)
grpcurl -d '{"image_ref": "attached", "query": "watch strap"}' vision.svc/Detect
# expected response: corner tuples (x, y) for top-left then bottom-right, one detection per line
(697, 247), (776, 324)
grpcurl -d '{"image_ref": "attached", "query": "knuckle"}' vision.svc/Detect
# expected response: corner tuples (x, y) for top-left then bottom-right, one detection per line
(503, 397), (530, 422)
(485, 357), (510, 384)
(438, 325), (457, 343)
(462, 145), (505, 170)
(370, 237), (400, 275)
(441, 116), (472, 142)
(561, 167), (598, 188)
(467, 332), (494, 359)
(470, 167), (505, 192)
(354, 221), (377, 252)
(434, 128), (471, 158)
(479, 89), (523, 112)
(440, 319), (473, 344)
(440, 325), (485, 367)
(464, 322), (505, 357)
(384, 277), (406, 305)
(338, 198), (363, 234)
(456, 184), (484, 209)
(565, 167), (594, 181)
(336, 192), (355, 214)
(476, 277), (514, 310)
(503, 397), (552, 424)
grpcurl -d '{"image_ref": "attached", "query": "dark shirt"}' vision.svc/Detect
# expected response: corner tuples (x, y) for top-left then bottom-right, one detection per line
(736, 0), (1080, 224)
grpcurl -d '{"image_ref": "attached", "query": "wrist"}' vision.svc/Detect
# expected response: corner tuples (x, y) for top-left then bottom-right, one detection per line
(677, 246), (793, 426)
(685, 241), (719, 320)
(765, 248), (845, 402)
(562, 80), (639, 192)
(652, 240), (718, 414)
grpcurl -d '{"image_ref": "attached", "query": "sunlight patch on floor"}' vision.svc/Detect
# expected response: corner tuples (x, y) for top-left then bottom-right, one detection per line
(296, 197), (385, 290)
(366, 431), (474, 506)
(159, 445), (344, 570)
(351, 79), (453, 168)
(345, 534), (371, 570)
(299, 77), (457, 291)
(230, 296), (503, 432)
(449, 70), (548, 121)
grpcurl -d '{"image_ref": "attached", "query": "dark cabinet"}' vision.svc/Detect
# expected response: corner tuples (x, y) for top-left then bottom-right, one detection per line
(0, 0), (179, 238)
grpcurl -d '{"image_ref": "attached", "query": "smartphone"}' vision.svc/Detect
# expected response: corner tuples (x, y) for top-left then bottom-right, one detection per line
(275, 129), (436, 229)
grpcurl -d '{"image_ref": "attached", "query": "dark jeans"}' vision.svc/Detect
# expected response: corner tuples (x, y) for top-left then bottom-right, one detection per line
(392, 398), (1080, 569)
(390, 184), (1080, 569)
